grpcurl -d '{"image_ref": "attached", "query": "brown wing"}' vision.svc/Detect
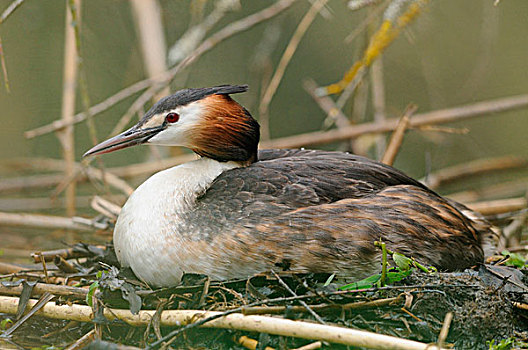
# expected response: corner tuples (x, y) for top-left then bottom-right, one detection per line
(182, 149), (493, 279)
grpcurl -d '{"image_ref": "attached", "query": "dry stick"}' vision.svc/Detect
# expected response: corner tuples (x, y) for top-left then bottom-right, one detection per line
(24, 79), (151, 139)
(513, 302), (528, 311)
(241, 296), (402, 315)
(59, 0), (79, 218)
(436, 312), (453, 348)
(258, 0), (329, 140)
(261, 93), (528, 149)
(380, 105), (414, 166)
(345, 0), (389, 43)
(271, 270), (326, 325)
(64, 329), (95, 350)
(0, 194), (125, 212)
(0, 35), (9, 92)
(303, 79), (350, 129)
(32, 246), (105, 263)
(423, 156), (528, 190)
(0, 262), (31, 274)
(448, 176), (528, 204)
(465, 197), (527, 216)
(292, 341), (322, 350)
(2, 292), (55, 337)
(0, 282), (88, 299)
(130, 0), (171, 161)
(0, 212), (94, 232)
(0, 296), (447, 350)
(235, 335), (275, 350)
(370, 56), (387, 159)
(0, 0), (24, 24)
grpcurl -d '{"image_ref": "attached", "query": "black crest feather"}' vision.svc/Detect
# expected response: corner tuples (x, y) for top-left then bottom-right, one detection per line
(144, 85), (248, 119)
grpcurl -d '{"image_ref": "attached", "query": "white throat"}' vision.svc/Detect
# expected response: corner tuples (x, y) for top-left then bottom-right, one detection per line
(113, 157), (241, 285)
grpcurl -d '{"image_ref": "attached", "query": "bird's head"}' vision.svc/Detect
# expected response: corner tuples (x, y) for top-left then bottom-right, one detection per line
(83, 85), (260, 164)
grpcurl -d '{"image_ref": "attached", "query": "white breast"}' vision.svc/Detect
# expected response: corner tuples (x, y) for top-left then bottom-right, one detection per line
(113, 157), (240, 286)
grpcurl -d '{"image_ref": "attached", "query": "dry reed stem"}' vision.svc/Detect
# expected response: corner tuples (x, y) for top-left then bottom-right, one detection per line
(436, 312), (453, 348)
(381, 105), (414, 165)
(423, 156), (528, 190)
(261, 93), (528, 149)
(291, 341), (322, 350)
(236, 335), (275, 350)
(465, 197), (527, 216)
(303, 79), (350, 129)
(0, 0), (24, 24)
(0, 195), (125, 212)
(59, 0), (79, 218)
(370, 56), (387, 159)
(0, 35), (9, 92)
(258, 0), (329, 140)
(24, 79), (151, 139)
(0, 212), (94, 232)
(0, 282), (88, 299)
(241, 296), (401, 315)
(64, 329), (95, 350)
(0, 262), (31, 274)
(0, 296), (447, 350)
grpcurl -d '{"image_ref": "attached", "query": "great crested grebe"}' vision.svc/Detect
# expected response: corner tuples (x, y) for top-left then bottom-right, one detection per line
(85, 85), (497, 287)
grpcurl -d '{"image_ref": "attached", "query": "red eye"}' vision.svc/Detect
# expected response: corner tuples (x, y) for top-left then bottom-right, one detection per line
(165, 112), (180, 123)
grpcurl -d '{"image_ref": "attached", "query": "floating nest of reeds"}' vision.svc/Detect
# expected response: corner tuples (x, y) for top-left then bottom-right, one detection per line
(0, 243), (527, 350)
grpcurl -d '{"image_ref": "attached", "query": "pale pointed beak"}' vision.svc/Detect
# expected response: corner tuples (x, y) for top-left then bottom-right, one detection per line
(83, 125), (164, 157)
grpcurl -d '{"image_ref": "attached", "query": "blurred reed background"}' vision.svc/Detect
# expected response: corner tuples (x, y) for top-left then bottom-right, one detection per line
(0, 0), (527, 256)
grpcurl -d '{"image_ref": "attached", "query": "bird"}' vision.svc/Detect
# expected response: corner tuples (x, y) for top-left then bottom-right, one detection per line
(84, 84), (497, 287)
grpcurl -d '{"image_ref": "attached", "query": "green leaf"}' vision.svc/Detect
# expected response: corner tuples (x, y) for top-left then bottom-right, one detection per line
(0, 318), (13, 330)
(323, 273), (336, 287)
(393, 252), (412, 271)
(385, 268), (413, 284)
(339, 274), (381, 290)
(501, 250), (526, 268)
(86, 281), (99, 307)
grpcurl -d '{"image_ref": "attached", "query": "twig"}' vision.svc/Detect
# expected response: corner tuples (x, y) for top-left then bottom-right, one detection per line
(0, 295), (447, 350)
(32, 245), (105, 263)
(437, 312), (453, 348)
(59, 0), (79, 218)
(422, 156), (527, 190)
(235, 335), (275, 350)
(2, 293), (55, 338)
(258, 0), (329, 140)
(0, 0), (24, 24)
(64, 329), (95, 350)
(54, 255), (78, 274)
(271, 270), (326, 325)
(261, 93), (528, 149)
(0, 194), (125, 212)
(381, 104), (415, 165)
(0, 282), (88, 300)
(24, 79), (151, 139)
(447, 177), (528, 203)
(0, 212), (95, 232)
(371, 54), (387, 159)
(0, 35), (9, 92)
(465, 197), (527, 216)
(303, 78), (350, 129)
(0, 262), (31, 274)
(291, 341), (323, 350)
(241, 296), (402, 315)
(513, 302), (528, 311)
(38, 252), (50, 284)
